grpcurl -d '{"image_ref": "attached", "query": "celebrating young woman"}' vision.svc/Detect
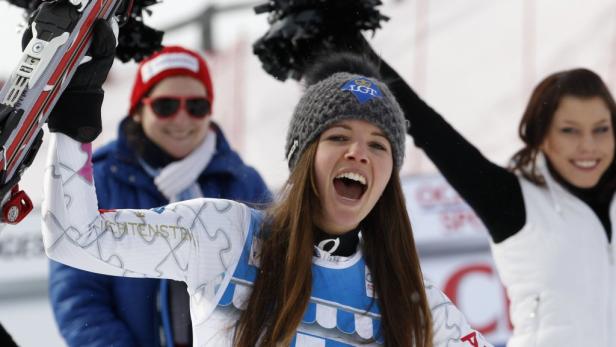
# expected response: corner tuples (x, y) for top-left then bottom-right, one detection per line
(38, 23), (489, 347)
(373, 42), (616, 347)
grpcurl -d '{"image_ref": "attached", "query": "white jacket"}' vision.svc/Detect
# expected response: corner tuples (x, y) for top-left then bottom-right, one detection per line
(491, 155), (616, 347)
(41, 133), (492, 347)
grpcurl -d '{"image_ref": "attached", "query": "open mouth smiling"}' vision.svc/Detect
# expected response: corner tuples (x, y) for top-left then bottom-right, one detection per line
(333, 172), (367, 200)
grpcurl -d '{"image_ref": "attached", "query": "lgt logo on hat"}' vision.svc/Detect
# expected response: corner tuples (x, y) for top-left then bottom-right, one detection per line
(341, 78), (383, 104)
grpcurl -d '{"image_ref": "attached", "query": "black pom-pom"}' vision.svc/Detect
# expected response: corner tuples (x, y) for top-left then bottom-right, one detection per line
(253, 0), (388, 81)
(303, 51), (381, 87)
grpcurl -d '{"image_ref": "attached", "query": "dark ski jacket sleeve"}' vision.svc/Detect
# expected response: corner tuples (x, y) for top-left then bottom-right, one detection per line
(0, 323), (17, 347)
(379, 60), (525, 243)
(48, 262), (139, 347)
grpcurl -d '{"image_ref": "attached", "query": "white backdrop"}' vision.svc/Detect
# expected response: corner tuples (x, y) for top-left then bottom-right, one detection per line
(4, 0), (616, 202)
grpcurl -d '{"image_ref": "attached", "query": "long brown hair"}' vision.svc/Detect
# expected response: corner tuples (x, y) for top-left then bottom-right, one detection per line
(362, 168), (433, 346)
(234, 140), (433, 346)
(510, 68), (616, 184)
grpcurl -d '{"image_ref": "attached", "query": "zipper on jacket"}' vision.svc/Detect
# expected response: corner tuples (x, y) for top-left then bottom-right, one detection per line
(608, 243), (614, 345)
(529, 295), (540, 347)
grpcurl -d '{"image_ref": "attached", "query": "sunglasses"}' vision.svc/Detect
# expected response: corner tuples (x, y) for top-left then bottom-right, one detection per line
(141, 96), (211, 119)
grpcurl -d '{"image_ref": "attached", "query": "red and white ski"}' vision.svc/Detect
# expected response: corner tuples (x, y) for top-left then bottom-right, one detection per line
(0, 0), (124, 224)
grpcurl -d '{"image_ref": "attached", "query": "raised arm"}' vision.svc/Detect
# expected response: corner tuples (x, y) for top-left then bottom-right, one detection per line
(325, 34), (525, 242)
(42, 132), (251, 287)
(378, 57), (525, 243)
(39, 21), (251, 296)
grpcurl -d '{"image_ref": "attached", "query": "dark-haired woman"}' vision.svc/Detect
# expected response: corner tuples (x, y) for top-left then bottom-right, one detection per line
(39, 35), (490, 346)
(378, 54), (615, 346)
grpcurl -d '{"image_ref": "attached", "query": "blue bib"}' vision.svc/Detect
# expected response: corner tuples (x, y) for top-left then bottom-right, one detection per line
(218, 210), (384, 346)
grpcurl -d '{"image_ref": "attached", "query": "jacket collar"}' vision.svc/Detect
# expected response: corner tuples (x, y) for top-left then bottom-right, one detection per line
(534, 153), (567, 214)
(534, 152), (616, 213)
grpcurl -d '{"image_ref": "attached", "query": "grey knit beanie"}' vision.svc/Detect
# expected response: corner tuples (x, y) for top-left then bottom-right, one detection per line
(286, 72), (407, 169)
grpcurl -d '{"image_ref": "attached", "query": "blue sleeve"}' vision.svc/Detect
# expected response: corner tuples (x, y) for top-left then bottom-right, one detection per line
(48, 158), (136, 347)
(242, 166), (272, 205)
(48, 261), (137, 347)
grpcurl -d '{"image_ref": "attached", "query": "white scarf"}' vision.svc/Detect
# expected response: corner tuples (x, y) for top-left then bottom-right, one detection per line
(149, 129), (217, 202)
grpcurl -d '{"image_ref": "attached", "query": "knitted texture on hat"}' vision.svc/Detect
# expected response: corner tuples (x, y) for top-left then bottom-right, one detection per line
(128, 46), (214, 115)
(286, 72), (406, 169)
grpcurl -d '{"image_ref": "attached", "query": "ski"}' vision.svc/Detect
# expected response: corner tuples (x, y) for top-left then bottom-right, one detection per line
(0, 0), (161, 225)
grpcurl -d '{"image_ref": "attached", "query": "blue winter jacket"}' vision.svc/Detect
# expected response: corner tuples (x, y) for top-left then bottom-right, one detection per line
(49, 121), (271, 347)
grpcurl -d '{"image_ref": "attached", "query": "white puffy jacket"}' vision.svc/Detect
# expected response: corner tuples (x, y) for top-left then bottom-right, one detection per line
(491, 155), (616, 347)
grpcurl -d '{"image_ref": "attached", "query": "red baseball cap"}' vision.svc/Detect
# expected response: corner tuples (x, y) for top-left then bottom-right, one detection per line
(128, 45), (214, 115)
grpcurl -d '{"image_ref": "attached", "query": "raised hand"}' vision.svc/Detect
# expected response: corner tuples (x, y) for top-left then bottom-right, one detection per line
(22, 16), (117, 142)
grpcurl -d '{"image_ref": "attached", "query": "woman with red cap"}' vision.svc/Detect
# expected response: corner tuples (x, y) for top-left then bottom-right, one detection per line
(48, 45), (271, 347)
